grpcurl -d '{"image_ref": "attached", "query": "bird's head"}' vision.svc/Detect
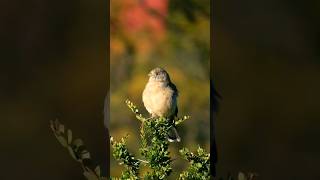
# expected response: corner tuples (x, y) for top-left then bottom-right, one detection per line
(148, 67), (170, 83)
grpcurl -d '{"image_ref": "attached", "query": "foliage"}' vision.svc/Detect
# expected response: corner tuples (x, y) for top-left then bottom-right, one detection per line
(110, 100), (210, 179)
(51, 100), (257, 180)
(110, 136), (140, 180)
(179, 147), (210, 179)
(50, 120), (107, 180)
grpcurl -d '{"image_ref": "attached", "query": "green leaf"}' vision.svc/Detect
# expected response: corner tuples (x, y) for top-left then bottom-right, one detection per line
(175, 115), (190, 126)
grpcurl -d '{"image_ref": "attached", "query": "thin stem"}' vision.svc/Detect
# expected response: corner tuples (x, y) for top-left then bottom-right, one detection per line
(137, 159), (149, 164)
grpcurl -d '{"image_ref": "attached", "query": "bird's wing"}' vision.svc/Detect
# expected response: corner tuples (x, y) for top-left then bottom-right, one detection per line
(174, 105), (178, 118)
(169, 82), (179, 118)
(169, 82), (179, 97)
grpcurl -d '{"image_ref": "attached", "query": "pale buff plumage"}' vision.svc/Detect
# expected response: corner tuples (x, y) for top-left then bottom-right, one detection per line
(142, 67), (180, 142)
(143, 81), (177, 117)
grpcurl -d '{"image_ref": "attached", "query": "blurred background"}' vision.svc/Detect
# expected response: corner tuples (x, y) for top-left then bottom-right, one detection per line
(0, 0), (107, 179)
(215, 0), (320, 179)
(110, 0), (210, 178)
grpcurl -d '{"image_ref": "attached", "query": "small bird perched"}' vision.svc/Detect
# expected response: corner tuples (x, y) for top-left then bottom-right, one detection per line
(142, 67), (181, 142)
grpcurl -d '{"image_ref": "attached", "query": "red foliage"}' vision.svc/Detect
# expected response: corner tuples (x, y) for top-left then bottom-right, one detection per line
(119, 0), (168, 40)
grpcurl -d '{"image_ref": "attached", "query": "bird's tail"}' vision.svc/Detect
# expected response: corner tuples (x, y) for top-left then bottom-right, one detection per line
(167, 127), (181, 142)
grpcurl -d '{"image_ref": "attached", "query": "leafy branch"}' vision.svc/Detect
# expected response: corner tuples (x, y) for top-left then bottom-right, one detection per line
(110, 136), (140, 180)
(50, 100), (257, 180)
(50, 120), (107, 180)
(179, 146), (210, 179)
(111, 100), (210, 179)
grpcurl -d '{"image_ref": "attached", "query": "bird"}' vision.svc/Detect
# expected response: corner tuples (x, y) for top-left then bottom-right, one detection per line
(142, 67), (181, 142)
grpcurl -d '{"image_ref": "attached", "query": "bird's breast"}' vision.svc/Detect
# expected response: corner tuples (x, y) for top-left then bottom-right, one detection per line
(143, 82), (177, 117)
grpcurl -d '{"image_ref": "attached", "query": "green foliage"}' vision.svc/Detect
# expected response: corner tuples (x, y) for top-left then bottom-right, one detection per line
(179, 147), (210, 179)
(139, 117), (172, 179)
(51, 100), (257, 180)
(111, 100), (210, 179)
(110, 136), (140, 180)
(112, 100), (179, 179)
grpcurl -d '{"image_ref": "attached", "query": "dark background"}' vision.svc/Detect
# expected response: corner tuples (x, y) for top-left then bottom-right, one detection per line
(214, 0), (320, 179)
(0, 0), (107, 179)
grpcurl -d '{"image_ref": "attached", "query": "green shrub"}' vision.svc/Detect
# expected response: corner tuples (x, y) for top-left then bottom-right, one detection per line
(51, 100), (257, 180)
(111, 100), (209, 179)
